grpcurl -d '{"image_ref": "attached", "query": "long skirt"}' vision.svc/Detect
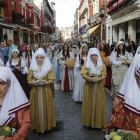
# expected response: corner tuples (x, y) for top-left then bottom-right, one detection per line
(30, 85), (56, 133)
(56, 62), (61, 80)
(73, 69), (85, 101)
(61, 65), (74, 92)
(82, 81), (106, 128)
(105, 66), (111, 87)
(111, 65), (128, 97)
(103, 96), (140, 134)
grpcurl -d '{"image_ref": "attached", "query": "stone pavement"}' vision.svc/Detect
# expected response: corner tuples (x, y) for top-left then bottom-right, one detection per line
(27, 51), (114, 140)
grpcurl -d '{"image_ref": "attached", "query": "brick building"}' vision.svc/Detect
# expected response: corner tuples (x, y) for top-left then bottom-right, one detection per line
(0, 0), (56, 45)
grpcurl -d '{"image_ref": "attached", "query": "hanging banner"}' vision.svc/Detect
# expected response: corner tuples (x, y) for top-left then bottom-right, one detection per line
(81, 25), (86, 34)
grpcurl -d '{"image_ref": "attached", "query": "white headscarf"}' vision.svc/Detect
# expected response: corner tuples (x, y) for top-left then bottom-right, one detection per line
(86, 48), (103, 75)
(29, 48), (53, 79)
(117, 53), (140, 114)
(117, 41), (124, 46)
(0, 58), (4, 66)
(12, 49), (19, 54)
(0, 67), (29, 126)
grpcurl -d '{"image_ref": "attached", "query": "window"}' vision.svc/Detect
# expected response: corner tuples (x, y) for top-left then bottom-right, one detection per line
(125, 22), (128, 40)
(12, 0), (16, 11)
(34, 13), (39, 26)
(23, 7), (25, 16)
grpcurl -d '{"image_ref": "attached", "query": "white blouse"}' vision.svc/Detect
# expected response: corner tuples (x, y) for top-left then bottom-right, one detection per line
(110, 51), (132, 66)
(6, 59), (28, 74)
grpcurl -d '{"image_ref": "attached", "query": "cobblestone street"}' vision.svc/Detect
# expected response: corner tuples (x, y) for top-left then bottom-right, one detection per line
(28, 52), (113, 140)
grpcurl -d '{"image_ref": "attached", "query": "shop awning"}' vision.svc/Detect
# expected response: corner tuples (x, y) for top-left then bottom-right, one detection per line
(88, 25), (100, 35)
(0, 22), (17, 30)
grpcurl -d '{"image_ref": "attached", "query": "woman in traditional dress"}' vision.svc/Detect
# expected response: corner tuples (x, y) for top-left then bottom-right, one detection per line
(6, 49), (29, 99)
(59, 44), (74, 92)
(45, 44), (52, 61)
(104, 48), (140, 134)
(56, 44), (63, 80)
(81, 48), (106, 128)
(110, 41), (132, 97)
(0, 67), (31, 140)
(100, 43), (111, 86)
(28, 48), (56, 133)
(33, 45), (38, 53)
(22, 45), (33, 68)
(73, 44), (88, 102)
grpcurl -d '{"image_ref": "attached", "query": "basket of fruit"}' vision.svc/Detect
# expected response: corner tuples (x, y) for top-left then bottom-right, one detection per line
(105, 130), (140, 140)
(126, 60), (132, 64)
(0, 126), (17, 138)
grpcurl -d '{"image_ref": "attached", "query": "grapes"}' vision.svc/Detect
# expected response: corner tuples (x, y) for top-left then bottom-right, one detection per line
(116, 131), (139, 140)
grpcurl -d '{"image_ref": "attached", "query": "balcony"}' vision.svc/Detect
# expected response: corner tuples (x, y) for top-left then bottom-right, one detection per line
(91, 13), (99, 23)
(12, 11), (25, 25)
(41, 26), (47, 33)
(47, 26), (53, 34)
(107, 0), (136, 15)
(79, 7), (88, 21)
(106, 0), (116, 8)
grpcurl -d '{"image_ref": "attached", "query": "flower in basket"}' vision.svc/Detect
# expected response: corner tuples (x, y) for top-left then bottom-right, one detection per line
(60, 57), (65, 61)
(0, 126), (11, 138)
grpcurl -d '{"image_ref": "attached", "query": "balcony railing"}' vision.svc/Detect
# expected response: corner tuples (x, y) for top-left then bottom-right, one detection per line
(79, 7), (88, 21)
(107, 0), (136, 15)
(91, 13), (99, 23)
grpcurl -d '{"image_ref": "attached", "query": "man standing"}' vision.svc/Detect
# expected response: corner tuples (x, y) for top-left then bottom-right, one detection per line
(0, 41), (9, 64)
(7, 40), (16, 60)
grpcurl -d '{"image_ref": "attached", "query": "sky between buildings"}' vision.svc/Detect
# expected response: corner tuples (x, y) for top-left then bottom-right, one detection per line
(34, 0), (80, 28)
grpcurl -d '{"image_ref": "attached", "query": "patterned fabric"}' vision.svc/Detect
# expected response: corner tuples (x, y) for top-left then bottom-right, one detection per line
(0, 106), (31, 140)
(81, 64), (107, 128)
(104, 96), (140, 134)
(27, 69), (56, 133)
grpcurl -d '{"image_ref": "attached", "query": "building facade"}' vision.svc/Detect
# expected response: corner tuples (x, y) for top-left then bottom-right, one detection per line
(74, 8), (79, 42)
(43, 0), (55, 43)
(0, 0), (56, 45)
(78, 0), (107, 42)
(106, 0), (140, 44)
(60, 26), (74, 43)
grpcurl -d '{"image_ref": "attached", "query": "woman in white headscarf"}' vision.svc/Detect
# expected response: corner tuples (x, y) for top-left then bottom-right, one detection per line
(110, 41), (132, 97)
(104, 50), (140, 134)
(81, 48), (106, 128)
(0, 67), (31, 140)
(27, 48), (56, 133)
(6, 49), (29, 98)
(73, 44), (88, 102)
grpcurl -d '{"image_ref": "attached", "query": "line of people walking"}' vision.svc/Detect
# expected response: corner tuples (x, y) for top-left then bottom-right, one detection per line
(0, 38), (140, 140)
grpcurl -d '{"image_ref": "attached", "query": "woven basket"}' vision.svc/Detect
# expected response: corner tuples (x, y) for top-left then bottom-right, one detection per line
(104, 56), (112, 67)
(66, 58), (76, 69)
